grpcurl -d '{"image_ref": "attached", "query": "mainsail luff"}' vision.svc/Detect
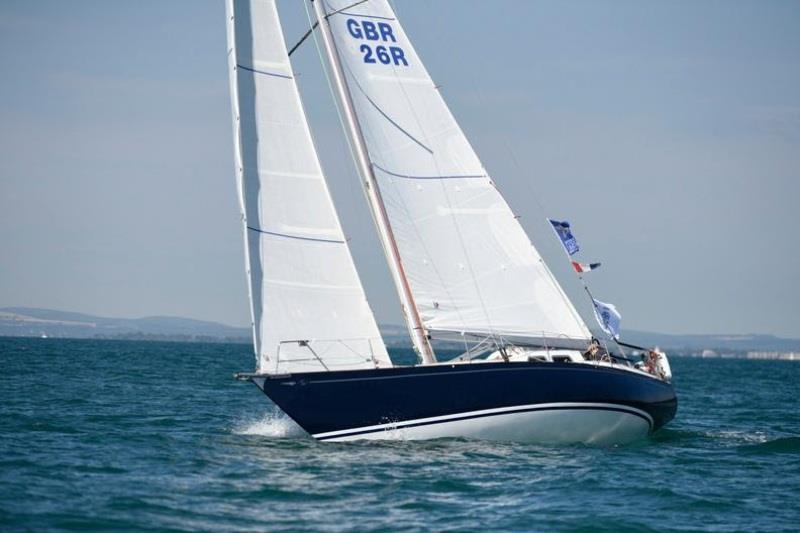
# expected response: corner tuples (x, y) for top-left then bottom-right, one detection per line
(226, 0), (391, 373)
(225, 0), (259, 360)
(311, 0), (436, 364)
(317, 0), (593, 347)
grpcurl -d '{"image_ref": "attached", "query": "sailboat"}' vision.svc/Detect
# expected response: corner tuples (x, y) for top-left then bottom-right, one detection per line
(226, 0), (677, 444)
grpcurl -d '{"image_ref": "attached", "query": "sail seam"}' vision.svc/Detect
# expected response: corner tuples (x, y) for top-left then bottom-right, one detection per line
(263, 279), (362, 291)
(236, 64), (293, 79)
(372, 163), (486, 181)
(329, 11), (396, 21)
(346, 66), (434, 154)
(323, 0), (396, 21)
(247, 226), (345, 244)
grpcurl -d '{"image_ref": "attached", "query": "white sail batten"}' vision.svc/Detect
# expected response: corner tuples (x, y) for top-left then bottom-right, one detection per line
(319, 0), (592, 346)
(226, 0), (391, 373)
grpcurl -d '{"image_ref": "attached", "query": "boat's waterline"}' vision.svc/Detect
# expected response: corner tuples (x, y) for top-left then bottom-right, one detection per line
(312, 403), (652, 445)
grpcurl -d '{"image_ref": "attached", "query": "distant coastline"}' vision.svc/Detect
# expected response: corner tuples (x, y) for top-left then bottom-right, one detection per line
(2, 306), (799, 358)
(0, 307), (252, 344)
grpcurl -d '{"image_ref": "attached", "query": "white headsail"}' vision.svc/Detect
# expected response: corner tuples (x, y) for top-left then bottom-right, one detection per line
(226, 0), (391, 373)
(316, 0), (592, 349)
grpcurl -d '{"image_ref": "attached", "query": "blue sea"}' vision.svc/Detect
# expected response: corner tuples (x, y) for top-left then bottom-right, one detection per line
(1, 337), (798, 531)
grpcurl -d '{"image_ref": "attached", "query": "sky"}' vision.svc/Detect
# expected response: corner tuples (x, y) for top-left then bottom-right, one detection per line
(1, 0), (798, 337)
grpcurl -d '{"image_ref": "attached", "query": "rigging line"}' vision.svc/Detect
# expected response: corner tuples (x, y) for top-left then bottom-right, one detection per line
(301, 0), (380, 263)
(353, 38), (470, 339)
(384, 17), (499, 347)
(547, 221), (602, 336)
(574, 264), (625, 356)
(617, 340), (649, 352)
(538, 255), (589, 336)
(313, 0), (436, 363)
(341, 56), (468, 336)
(369, 40), (496, 348)
(303, 0), (424, 361)
(436, 10), (547, 217)
(356, 99), (469, 336)
(260, 12), (364, 285)
(289, 0), (370, 56)
(281, 5), (357, 254)
(417, 3), (566, 349)
(304, 0), (377, 213)
(366, 129), (469, 336)
(310, 2), (455, 354)
(445, 7), (594, 352)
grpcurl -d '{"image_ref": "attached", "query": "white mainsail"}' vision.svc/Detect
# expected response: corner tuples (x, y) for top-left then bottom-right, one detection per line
(316, 0), (592, 349)
(226, 0), (391, 373)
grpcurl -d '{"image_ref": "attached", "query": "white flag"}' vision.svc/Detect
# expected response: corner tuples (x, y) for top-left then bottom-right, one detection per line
(593, 299), (621, 340)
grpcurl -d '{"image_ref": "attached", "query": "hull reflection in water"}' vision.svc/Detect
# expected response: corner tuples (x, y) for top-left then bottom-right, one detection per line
(247, 362), (677, 445)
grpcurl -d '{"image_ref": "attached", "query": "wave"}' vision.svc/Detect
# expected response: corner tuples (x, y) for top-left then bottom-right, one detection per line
(704, 429), (769, 445)
(650, 427), (774, 447)
(739, 436), (800, 454)
(232, 413), (308, 439)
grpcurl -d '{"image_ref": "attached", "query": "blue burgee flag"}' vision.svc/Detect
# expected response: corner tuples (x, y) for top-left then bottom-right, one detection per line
(592, 299), (621, 340)
(548, 219), (580, 256)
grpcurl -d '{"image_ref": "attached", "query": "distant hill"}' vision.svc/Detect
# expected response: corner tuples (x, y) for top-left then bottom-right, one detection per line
(0, 307), (251, 343)
(2, 307), (799, 353)
(618, 330), (800, 353)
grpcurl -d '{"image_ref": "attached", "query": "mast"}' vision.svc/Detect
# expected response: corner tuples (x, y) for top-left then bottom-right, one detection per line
(310, 0), (436, 364)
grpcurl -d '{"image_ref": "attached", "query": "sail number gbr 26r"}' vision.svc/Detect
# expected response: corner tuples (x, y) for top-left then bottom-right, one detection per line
(346, 19), (408, 66)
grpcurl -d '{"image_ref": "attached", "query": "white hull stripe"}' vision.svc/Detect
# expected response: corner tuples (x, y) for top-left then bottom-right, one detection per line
(312, 402), (653, 441)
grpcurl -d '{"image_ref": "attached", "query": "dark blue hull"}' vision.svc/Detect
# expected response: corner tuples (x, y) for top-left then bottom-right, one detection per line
(250, 362), (677, 443)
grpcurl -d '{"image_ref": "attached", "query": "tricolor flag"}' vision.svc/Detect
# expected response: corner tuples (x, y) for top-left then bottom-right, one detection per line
(548, 219), (580, 256)
(592, 299), (621, 340)
(572, 261), (601, 273)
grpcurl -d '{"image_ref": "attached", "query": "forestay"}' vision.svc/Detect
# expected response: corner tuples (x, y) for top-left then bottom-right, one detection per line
(226, 0), (390, 373)
(319, 0), (592, 347)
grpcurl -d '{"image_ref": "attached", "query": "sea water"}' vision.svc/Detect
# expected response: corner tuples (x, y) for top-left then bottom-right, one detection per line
(1, 337), (798, 531)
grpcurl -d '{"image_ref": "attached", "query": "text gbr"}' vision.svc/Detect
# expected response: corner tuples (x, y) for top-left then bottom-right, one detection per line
(346, 18), (408, 66)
